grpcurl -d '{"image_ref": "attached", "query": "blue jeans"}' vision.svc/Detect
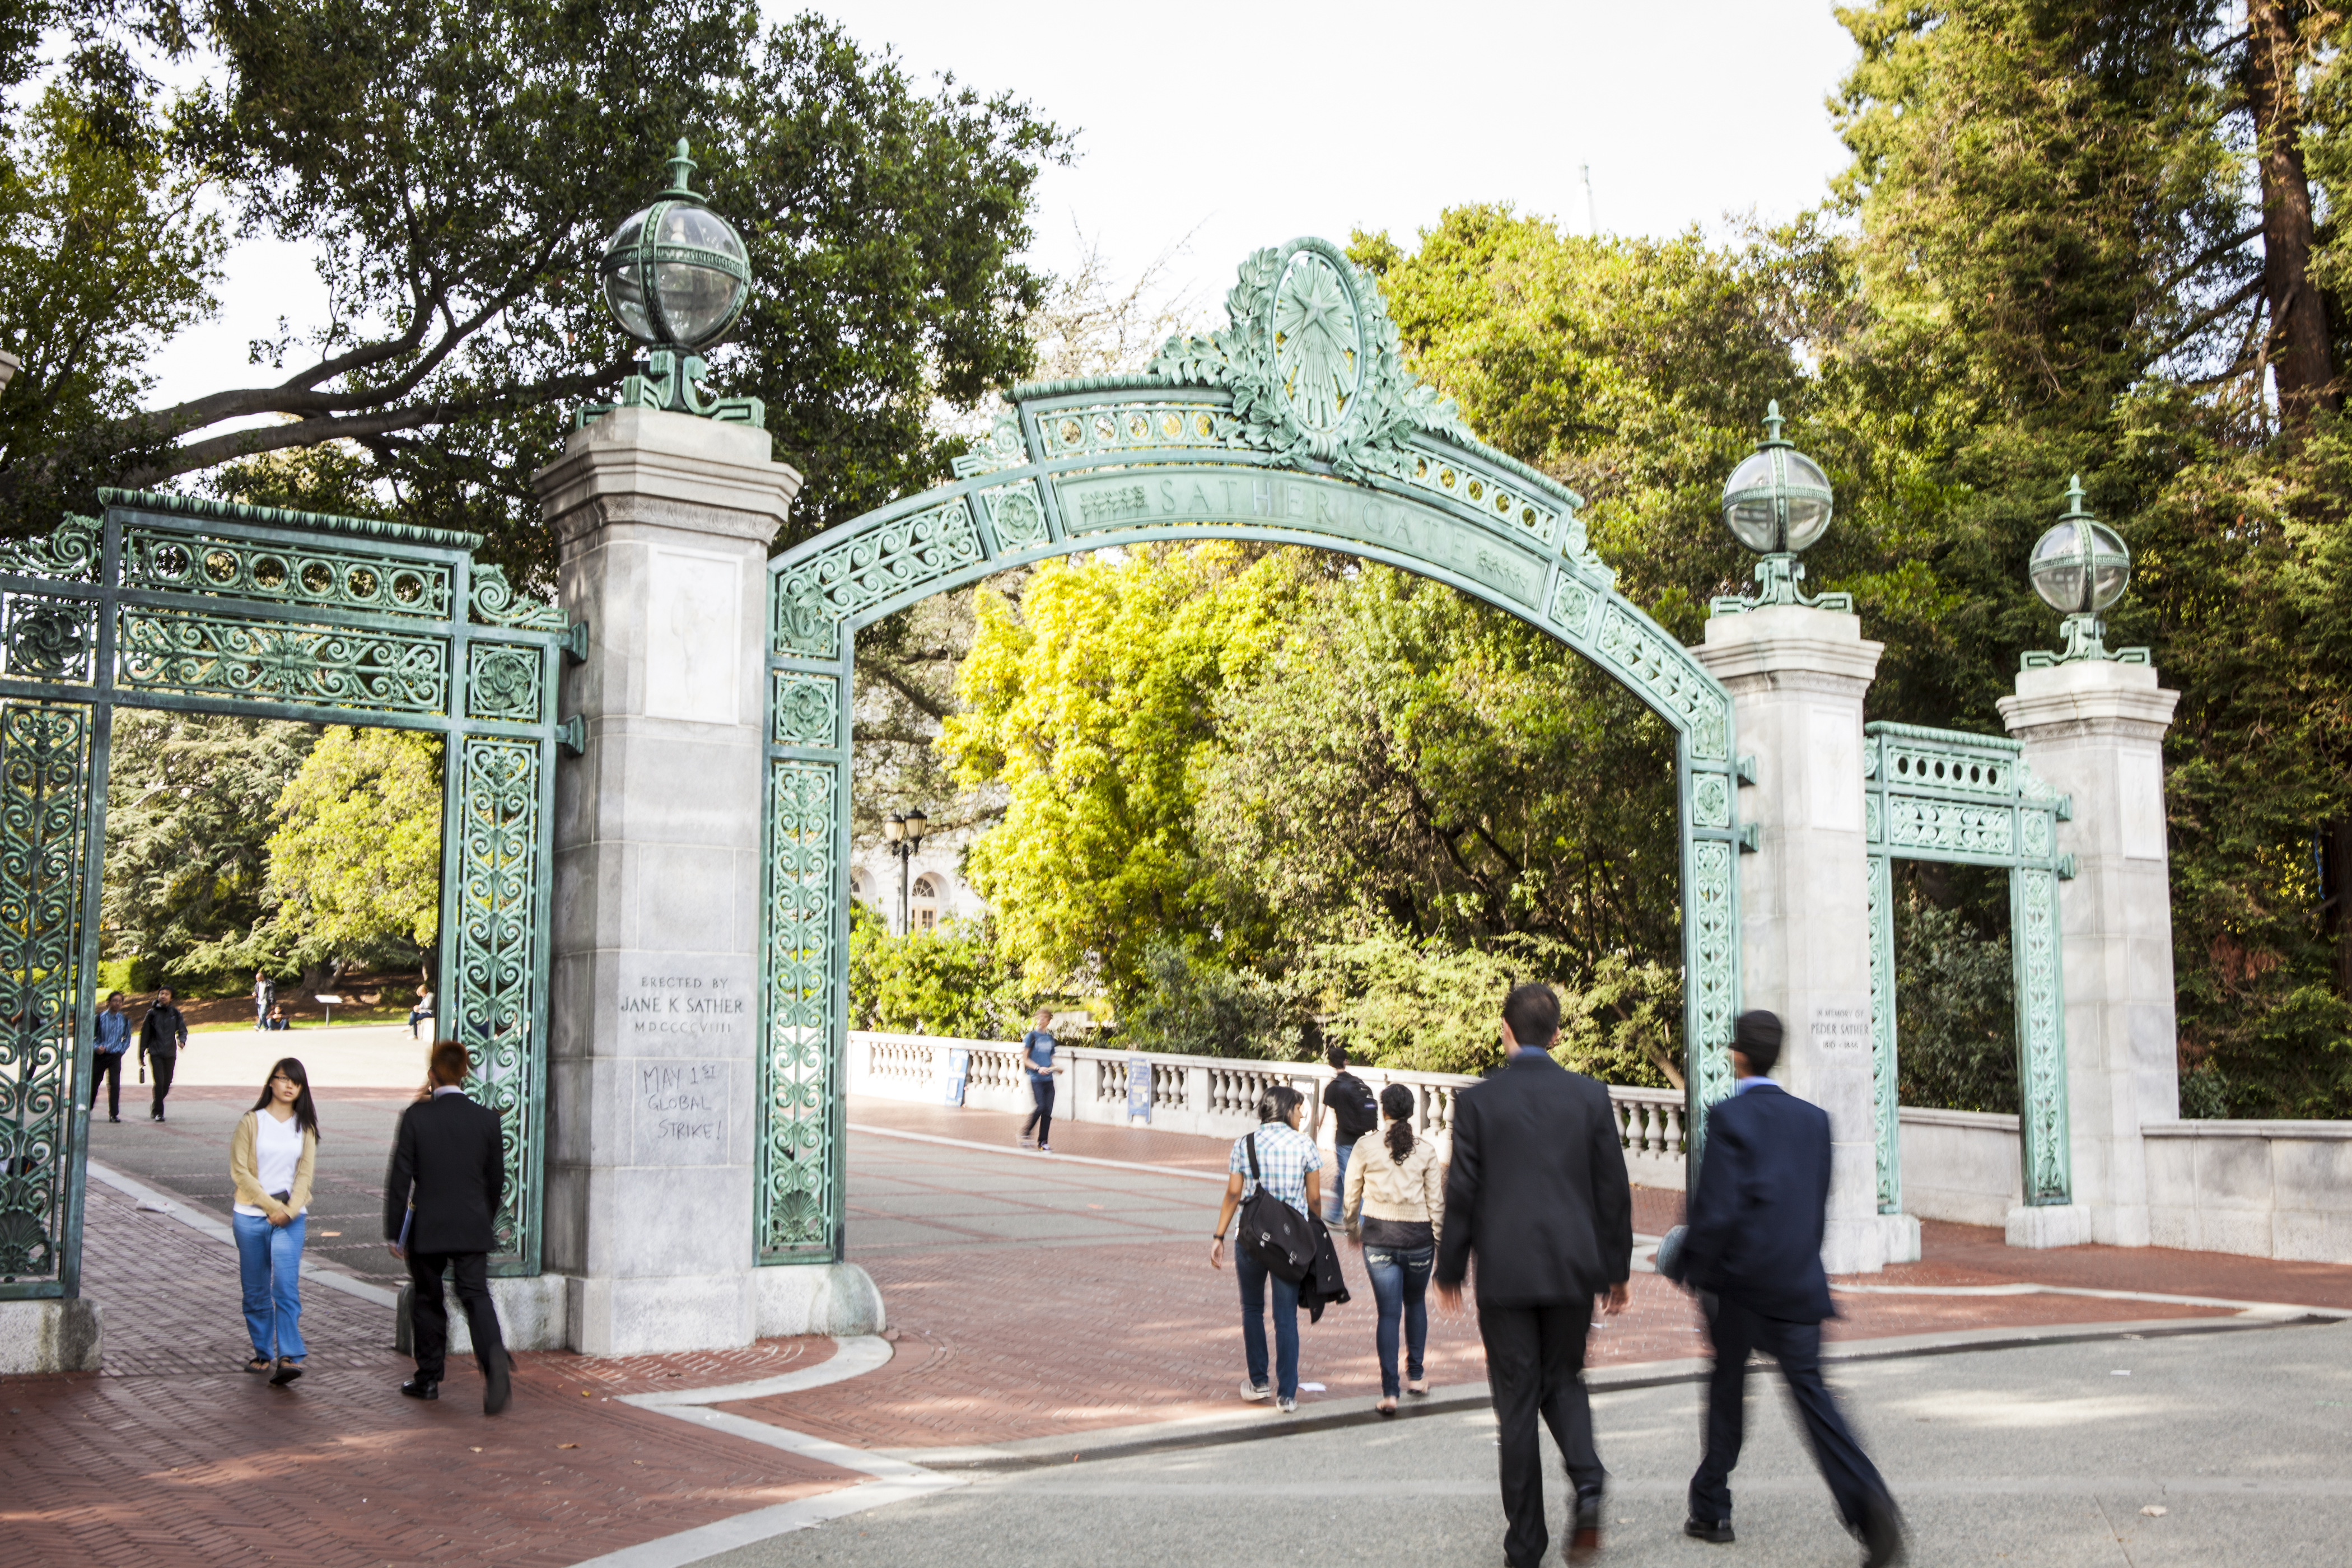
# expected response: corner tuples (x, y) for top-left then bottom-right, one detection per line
(232, 1211), (306, 1359)
(1364, 1244), (1433, 1398)
(1322, 1138), (1354, 1222)
(1233, 1244), (1301, 1399)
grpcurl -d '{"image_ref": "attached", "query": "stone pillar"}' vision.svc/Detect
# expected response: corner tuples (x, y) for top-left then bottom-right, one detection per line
(537, 408), (871, 1354)
(1998, 660), (2181, 1249)
(1696, 605), (1899, 1273)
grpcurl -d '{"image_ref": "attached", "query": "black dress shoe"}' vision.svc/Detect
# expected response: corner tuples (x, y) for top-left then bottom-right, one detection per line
(483, 1354), (512, 1416)
(1685, 1517), (1735, 1544)
(1860, 1495), (1906, 1567)
(400, 1377), (440, 1400)
(1569, 1487), (1603, 1560)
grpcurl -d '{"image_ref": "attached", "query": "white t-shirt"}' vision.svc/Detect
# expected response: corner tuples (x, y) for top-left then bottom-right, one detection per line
(235, 1110), (306, 1216)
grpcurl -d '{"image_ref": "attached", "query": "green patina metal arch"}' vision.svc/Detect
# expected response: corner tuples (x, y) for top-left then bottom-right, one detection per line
(754, 238), (1747, 1264)
(0, 491), (576, 1299)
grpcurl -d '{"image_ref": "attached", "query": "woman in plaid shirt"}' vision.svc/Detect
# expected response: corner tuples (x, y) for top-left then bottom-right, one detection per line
(1208, 1085), (1324, 1412)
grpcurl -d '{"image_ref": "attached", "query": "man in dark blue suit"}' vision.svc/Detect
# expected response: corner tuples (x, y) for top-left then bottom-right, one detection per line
(1680, 1010), (1904, 1566)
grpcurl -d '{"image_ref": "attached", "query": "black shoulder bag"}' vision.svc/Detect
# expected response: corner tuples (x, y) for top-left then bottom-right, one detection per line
(1238, 1130), (1318, 1285)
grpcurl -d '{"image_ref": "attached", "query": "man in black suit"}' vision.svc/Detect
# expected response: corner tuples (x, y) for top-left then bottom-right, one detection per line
(1436, 983), (1632, 1567)
(137, 987), (187, 1122)
(385, 1038), (512, 1413)
(1680, 1010), (1903, 1565)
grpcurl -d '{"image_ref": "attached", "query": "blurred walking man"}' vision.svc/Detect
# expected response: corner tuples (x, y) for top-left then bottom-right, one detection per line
(1679, 1010), (1904, 1566)
(1435, 983), (1632, 1566)
(385, 1039), (512, 1415)
(88, 991), (129, 1122)
(138, 987), (187, 1122)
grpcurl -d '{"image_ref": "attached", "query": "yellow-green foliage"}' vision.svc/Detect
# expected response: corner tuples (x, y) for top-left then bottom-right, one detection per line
(265, 726), (443, 951)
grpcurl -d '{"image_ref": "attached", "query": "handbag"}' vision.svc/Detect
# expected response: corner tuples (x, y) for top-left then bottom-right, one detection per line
(1238, 1131), (1317, 1285)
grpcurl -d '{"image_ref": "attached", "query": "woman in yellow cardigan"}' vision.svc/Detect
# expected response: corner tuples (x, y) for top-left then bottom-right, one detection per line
(231, 1057), (321, 1384)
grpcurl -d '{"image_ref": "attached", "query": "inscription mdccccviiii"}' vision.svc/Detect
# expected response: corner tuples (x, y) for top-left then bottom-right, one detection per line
(1054, 468), (1547, 609)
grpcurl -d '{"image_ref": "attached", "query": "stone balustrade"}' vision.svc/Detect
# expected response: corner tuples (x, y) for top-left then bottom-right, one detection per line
(845, 1032), (1687, 1186)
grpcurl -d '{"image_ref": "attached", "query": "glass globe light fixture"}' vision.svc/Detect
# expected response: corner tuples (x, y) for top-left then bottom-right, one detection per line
(598, 140), (751, 352)
(1710, 402), (1851, 615)
(2020, 477), (2149, 670)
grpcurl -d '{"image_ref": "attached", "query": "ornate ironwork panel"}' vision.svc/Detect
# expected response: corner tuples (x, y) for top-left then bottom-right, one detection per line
(1862, 721), (2074, 1212)
(0, 488), (575, 1299)
(760, 236), (1750, 1261)
(0, 704), (91, 1291)
(758, 756), (840, 1259)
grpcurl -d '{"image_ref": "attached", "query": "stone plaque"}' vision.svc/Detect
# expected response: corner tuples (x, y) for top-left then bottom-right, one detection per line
(1808, 1000), (1872, 1057)
(2119, 751), (2166, 861)
(617, 968), (752, 1051)
(644, 545), (740, 723)
(635, 1060), (728, 1165)
(1806, 706), (1861, 832)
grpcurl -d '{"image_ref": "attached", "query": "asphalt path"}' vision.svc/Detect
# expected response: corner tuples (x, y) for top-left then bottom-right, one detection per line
(699, 1317), (2352, 1568)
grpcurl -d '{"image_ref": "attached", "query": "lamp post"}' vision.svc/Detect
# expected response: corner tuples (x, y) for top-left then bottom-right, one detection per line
(882, 809), (928, 935)
(1709, 400), (1851, 615)
(2022, 477), (2147, 669)
(578, 138), (765, 428)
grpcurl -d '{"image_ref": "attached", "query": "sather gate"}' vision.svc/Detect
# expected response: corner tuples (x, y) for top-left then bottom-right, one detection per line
(752, 238), (1748, 1262)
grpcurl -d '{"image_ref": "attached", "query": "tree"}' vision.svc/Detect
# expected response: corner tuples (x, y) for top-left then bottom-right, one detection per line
(0, 3), (1067, 588)
(101, 711), (313, 988)
(846, 904), (1035, 1039)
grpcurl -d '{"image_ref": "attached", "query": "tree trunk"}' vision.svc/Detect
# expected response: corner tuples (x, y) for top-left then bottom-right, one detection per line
(2246, 0), (2339, 423)
(2330, 816), (2352, 998)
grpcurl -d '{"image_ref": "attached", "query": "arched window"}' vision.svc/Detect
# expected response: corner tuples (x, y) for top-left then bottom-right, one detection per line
(910, 874), (940, 931)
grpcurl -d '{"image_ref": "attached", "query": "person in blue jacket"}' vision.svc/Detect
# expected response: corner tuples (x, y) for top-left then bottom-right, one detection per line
(1679, 1009), (1905, 1566)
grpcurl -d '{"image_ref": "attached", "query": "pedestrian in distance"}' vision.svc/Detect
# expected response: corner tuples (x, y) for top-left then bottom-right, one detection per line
(1435, 983), (1632, 1567)
(385, 1038), (513, 1415)
(408, 980), (435, 1042)
(138, 986), (188, 1122)
(253, 968), (276, 1031)
(1018, 1007), (1062, 1152)
(266, 1004), (291, 1030)
(1314, 1044), (1379, 1226)
(1675, 1010), (1905, 1566)
(1208, 1084), (1323, 1413)
(1343, 1081), (1444, 1415)
(232, 1057), (320, 1385)
(88, 990), (130, 1122)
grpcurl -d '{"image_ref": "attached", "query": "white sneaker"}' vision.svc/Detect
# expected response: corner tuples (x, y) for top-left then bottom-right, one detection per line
(1276, 1395), (1298, 1413)
(1239, 1380), (1270, 1402)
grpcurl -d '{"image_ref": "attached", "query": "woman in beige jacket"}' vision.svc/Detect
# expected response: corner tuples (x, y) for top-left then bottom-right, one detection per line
(1342, 1082), (1446, 1414)
(231, 1057), (321, 1384)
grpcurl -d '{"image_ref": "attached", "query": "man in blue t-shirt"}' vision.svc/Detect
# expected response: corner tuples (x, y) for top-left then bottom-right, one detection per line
(1019, 1009), (1062, 1152)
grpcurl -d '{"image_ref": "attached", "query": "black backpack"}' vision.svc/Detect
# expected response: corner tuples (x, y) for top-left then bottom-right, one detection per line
(1238, 1130), (1318, 1284)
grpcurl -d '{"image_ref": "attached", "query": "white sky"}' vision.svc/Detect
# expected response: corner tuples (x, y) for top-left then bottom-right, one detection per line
(144, 1), (1860, 410)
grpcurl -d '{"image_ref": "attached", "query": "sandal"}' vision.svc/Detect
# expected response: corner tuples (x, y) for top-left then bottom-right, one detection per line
(1405, 1378), (1430, 1396)
(1376, 1397), (1398, 1417)
(244, 1356), (272, 1374)
(268, 1357), (305, 1386)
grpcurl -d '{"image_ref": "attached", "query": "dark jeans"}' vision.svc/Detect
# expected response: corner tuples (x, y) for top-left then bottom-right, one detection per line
(1023, 1075), (1054, 1145)
(88, 1051), (123, 1119)
(1233, 1242), (1301, 1399)
(1320, 1137), (1354, 1222)
(1689, 1295), (1891, 1530)
(406, 1250), (508, 1384)
(146, 1051), (175, 1118)
(1363, 1244), (1432, 1398)
(1478, 1300), (1604, 1568)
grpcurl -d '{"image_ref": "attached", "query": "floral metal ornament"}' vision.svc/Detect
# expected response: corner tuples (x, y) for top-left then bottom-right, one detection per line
(1145, 236), (1471, 477)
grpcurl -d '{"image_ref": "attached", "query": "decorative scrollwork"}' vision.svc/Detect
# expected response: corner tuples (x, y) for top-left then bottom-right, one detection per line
(979, 481), (1051, 549)
(2013, 867), (2071, 1205)
(1691, 772), (1732, 830)
(123, 528), (453, 620)
(758, 759), (838, 1259)
(453, 736), (543, 1261)
(2, 594), (94, 682)
(0, 703), (91, 1283)
(771, 500), (982, 656)
(1689, 838), (1738, 1129)
(469, 563), (569, 632)
(118, 610), (449, 714)
(1866, 852), (1901, 1214)
(0, 514), (101, 582)
(1598, 606), (1730, 761)
(465, 644), (544, 723)
(1146, 237), (1472, 480)
(770, 673), (838, 748)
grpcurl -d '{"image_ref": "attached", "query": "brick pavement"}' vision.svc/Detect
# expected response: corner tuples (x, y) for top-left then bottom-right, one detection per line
(1, 1181), (860, 1567)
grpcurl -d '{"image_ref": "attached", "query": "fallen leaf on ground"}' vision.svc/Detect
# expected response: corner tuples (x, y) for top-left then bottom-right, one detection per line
(2141, 1505), (2167, 1517)
(557, 1443), (578, 1449)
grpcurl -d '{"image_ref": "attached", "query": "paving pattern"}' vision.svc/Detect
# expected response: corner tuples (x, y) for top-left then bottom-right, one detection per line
(12, 1085), (2346, 1567)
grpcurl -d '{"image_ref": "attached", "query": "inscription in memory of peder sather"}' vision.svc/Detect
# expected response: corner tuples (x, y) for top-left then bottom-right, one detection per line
(1053, 466), (1548, 609)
